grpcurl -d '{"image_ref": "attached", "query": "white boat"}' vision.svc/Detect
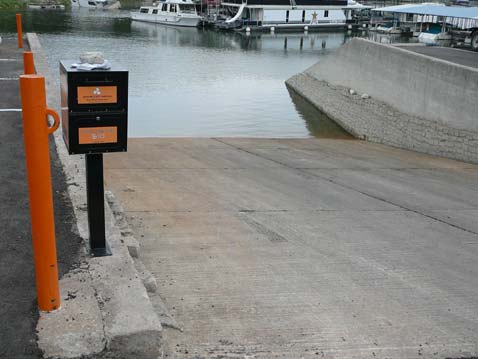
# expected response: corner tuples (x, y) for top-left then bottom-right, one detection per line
(71, 0), (121, 9)
(131, 0), (203, 27)
(375, 25), (402, 34)
(219, 0), (370, 30)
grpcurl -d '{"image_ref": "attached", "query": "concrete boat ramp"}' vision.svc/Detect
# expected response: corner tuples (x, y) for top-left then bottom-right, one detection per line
(104, 137), (478, 359)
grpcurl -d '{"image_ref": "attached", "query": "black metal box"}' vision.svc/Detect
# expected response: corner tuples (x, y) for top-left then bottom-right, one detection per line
(60, 60), (128, 155)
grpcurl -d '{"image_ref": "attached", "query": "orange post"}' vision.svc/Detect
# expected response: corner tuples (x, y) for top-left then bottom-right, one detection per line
(16, 13), (23, 49)
(23, 51), (35, 75)
(20, 74), (60, 312)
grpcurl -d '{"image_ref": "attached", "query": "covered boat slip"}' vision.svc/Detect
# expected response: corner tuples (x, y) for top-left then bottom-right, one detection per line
(371, 4), (478, 49)
(372, 4), (478, 30)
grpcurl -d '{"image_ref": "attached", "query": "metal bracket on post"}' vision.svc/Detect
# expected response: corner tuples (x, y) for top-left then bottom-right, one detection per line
(86, 153), (111, 257)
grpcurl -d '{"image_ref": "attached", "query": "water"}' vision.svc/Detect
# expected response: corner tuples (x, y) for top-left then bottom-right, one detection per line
(0, 9), (358, 138)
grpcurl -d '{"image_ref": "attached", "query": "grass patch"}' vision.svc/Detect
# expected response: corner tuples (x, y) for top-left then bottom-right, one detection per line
(0, 0), (26, 9)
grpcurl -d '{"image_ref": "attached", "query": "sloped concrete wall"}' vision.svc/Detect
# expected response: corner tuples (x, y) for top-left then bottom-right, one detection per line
(286, 39), (478, 163)
(286, 75), (478, 163)
(305, 39), (478, 132)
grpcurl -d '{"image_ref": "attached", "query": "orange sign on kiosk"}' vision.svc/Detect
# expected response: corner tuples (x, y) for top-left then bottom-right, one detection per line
(79, 127), (118, 145)
(77, 86), (118, 105)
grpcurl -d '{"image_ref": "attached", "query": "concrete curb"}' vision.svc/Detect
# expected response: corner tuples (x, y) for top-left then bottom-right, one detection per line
(104, 191), (182, 332)
(27, 33), (163, 359)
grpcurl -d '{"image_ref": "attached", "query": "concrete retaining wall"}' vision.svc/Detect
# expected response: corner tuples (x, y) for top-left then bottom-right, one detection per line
(286, 38), (478, 163)
(306, 39), (478, 131)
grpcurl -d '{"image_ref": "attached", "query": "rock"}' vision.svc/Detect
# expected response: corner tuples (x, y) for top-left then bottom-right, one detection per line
(79, 52), (104, 64)
(143, 275), (158, 294)
(361, 93), (370, 99)
(349, 89), (356, 95)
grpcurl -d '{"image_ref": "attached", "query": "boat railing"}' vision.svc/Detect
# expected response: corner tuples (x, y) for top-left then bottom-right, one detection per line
(180, 8), (197, 13)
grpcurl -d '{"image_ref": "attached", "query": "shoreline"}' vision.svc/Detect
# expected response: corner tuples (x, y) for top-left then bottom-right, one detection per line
(0, 0), (71, 10)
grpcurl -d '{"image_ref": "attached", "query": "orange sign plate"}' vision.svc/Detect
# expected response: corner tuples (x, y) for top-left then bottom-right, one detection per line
(77, 86), (117, 105)
(78, 127), (117, 145)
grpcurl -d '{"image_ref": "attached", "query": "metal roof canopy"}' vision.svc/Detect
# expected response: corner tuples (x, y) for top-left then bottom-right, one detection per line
(372, 4), (478, 19)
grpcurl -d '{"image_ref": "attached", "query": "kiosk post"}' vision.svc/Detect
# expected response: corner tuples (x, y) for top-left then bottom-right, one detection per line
(60, 59), (128, 256)
(86, 153), (109, 256)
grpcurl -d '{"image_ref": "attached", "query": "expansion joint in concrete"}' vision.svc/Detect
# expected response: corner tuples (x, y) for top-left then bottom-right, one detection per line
(312, 172), (478, 237)
(213, 138), (478, 236)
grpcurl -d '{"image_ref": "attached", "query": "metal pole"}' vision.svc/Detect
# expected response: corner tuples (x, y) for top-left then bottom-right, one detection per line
(24, 51), (35, 74)
(19, 74), (60, 312)
(16, 13), (23, 49)
(85, 153), (111, 257)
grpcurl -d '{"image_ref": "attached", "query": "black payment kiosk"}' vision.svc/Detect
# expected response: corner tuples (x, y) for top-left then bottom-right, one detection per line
(60, 60), (128, 256)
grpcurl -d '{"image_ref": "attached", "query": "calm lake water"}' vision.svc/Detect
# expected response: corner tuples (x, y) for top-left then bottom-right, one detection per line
(0, 9), (363, 138)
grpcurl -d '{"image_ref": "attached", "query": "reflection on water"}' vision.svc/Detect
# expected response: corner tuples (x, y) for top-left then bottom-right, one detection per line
(130, 20), (350, 54)
(0, 8), (134, 35)
(287, 86), (352, 139)
(1, 8), (360, 138)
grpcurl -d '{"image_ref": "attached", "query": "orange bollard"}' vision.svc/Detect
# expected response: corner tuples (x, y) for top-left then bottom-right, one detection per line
(23, 51), (35, 74)
(16, 13), (23, 49)
(19, 74), (60, 312)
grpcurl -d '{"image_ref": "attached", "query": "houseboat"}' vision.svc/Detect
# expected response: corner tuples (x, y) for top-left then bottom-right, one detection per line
(131, 0), (203, 27)
(217, 0), (369, 30)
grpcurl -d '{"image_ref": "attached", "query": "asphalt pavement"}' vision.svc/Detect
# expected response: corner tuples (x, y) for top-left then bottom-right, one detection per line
(397, 45), (478, 69)
(0, 37), (81, 359)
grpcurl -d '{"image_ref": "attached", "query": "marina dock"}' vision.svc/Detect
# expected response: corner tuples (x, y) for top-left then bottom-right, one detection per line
(104, 137), (478, 358)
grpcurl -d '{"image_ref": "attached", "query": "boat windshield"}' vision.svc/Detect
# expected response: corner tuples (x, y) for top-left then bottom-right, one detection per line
(178, 4), (196, 13)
